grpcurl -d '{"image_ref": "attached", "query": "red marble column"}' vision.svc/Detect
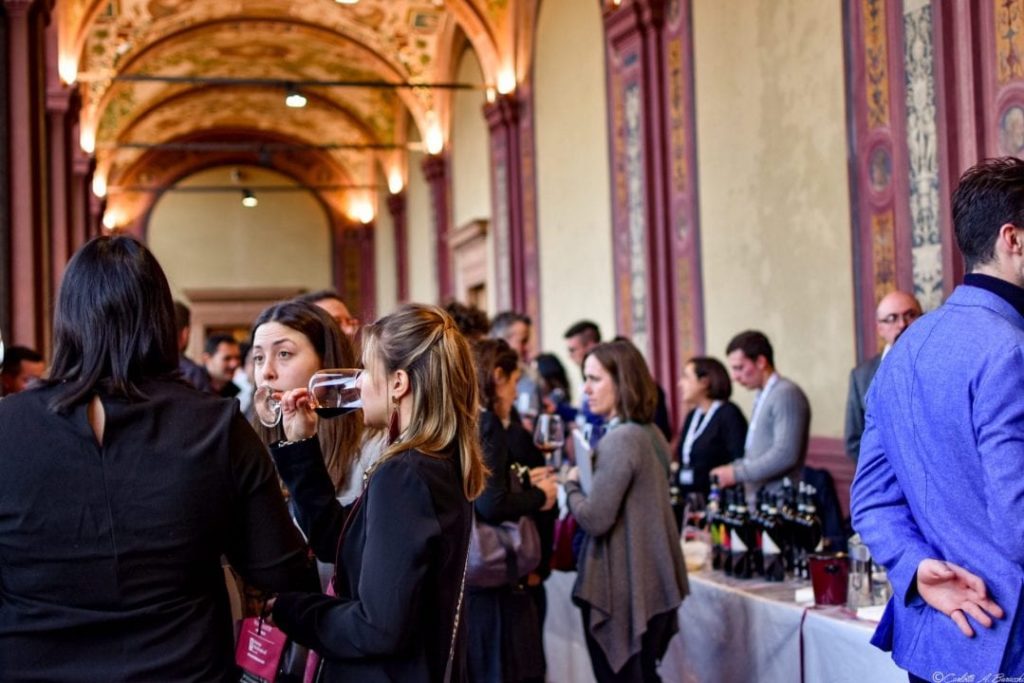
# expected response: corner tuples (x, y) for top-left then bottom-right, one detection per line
(5, 0), (45, 349)
(386, 191), (409, 303)
(69, 118), (93, 253)
(46, 39), (73, 308)
(421, 154), (452, 302)
(602, 0), (704, 424)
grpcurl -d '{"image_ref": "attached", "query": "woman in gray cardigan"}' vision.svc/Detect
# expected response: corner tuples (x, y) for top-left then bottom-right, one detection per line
(564, 340), (689, 682)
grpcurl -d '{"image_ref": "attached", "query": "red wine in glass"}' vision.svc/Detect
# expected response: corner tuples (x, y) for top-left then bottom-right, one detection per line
(308, 369), (363, 419)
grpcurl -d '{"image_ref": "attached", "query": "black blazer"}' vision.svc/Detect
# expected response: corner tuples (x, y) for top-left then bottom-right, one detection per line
(0, 379), (316, 682)
(674, 401), (748, 497)
(272, 439), (472, 682)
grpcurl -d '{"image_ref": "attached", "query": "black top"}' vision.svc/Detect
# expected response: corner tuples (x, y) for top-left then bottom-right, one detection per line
(504, 414), (558, 578)
(272, 438), (472, 682)
(475, 410), (546, 524)
(0, 379), (316, 682)
(674, 401), (748, 497)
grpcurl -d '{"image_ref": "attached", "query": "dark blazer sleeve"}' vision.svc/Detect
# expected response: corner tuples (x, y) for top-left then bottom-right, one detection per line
(845, 366), (866, 462)
(719, 402), (748, 462)
(272, 437), (350, 563)
(225, 414), (319, 593)
(474, 411), (545, 524)
(272, 458), (439, 658)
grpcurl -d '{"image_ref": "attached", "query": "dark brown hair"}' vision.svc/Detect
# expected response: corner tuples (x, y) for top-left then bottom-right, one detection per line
(472, 338), (519, 412)
(688, 356), (733, 401)
(585, 340), (657, 424)
(250, 300), (362, 494)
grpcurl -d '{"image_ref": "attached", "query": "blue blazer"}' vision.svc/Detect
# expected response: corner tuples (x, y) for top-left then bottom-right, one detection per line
(852, 285), (1024, 677)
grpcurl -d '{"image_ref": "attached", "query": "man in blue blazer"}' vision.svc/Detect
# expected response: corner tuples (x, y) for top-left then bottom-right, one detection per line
(852, 158), (1024, 680)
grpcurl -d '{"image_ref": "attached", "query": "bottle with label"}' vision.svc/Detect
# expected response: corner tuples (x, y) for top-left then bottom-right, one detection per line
(708, 477), (724, 570)
(729, 493), (755, 579)
(721, 488), (737, 575)
(760, 494), (788, 582)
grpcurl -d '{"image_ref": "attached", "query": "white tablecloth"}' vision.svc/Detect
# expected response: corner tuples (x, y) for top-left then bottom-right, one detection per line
(543, 569), (906, 683)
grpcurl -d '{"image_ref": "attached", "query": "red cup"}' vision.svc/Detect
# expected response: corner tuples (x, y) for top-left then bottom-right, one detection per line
(809, 553), (850, 606)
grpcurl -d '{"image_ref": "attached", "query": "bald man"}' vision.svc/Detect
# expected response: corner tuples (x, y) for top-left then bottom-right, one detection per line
(844, 290), (923, 462)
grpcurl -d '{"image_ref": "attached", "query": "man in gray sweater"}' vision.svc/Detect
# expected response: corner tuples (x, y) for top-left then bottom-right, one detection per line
(710, 330), (811, 503)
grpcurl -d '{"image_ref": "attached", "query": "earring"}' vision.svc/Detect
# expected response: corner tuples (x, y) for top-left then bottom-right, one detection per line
(388, 396), (401, 444)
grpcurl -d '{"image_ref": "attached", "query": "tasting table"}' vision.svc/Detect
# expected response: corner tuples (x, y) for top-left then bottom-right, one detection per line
(543, 568), (906, 683)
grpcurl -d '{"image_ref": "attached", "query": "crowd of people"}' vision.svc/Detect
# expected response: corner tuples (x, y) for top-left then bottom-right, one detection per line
(4, 157), (1024, 681)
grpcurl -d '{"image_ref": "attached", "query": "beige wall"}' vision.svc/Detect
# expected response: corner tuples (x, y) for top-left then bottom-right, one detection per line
(406, 149), (438, 303)
(147, 165), (332, 301)
(534, 0), (616, 388)
(374, 170), (399, 318)
(451, 49), (492, 233)
(450, 46), (498, 314)
(693, 0), (854, 437)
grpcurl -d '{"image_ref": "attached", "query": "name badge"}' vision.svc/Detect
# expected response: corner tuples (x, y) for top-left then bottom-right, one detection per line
(679, 468), (695, 486)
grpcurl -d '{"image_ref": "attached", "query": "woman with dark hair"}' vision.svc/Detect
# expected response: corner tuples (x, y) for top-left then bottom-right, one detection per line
(467, 339), (557, 683)
(0, 236), (316, 681)
(565, 340), (688, 683)
(250, 300), (368, 504)
(534, 352), (577, 423)
(266, 304), (487, 681)
(675, 356), (748, 499)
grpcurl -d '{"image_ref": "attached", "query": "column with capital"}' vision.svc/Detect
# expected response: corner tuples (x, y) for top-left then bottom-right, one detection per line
(45, 20), (74, 317)
(5, 0), (47, 348)
(422, 154), (452, 302)
(602, 0), (704, 424)
(386, 191), (409, 303)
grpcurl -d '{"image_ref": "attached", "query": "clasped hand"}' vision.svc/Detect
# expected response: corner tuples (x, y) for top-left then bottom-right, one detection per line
(916, 558), (1004, 637)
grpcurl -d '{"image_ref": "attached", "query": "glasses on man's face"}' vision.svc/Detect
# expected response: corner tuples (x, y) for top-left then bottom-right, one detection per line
(878, 310), (921, 325)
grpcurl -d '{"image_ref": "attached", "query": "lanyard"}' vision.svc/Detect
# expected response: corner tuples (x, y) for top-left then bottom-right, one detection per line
(681, 401), (722, 467)
(745, 373), (779, 449)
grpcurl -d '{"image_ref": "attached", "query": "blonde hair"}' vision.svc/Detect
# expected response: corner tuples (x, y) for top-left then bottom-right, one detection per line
(361, 304), (487, 500)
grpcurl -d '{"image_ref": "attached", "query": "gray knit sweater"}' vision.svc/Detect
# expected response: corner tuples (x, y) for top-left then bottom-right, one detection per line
(564, 421), (689, 672)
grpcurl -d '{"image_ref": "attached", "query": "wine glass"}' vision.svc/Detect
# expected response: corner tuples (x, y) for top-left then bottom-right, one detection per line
(254, 384), (283, 428)
(533, 414), (565, 468)
(0, 326), (5, 366)
(308, 368), (363, 418)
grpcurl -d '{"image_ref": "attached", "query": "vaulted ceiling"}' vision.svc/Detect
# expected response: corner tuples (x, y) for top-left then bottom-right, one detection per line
(57, 0), (531, 227)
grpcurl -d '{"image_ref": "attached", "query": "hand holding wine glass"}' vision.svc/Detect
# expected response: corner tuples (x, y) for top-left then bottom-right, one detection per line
(533, 414), (566, 469)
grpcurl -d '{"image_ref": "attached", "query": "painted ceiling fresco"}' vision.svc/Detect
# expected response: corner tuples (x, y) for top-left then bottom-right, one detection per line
(60, 0), (520, 224)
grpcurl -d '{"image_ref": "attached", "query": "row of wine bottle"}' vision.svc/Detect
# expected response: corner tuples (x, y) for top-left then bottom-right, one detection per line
(705, 477), (824, 581)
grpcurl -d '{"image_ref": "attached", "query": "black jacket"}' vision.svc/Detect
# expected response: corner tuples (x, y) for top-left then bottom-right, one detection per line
(0, 379), (316, 682)
(674, 401), (748, 497)
(272, 439), (472, 682)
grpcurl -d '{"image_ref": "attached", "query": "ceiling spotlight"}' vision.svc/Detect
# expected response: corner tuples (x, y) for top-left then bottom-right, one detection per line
(335, 0), (359, 4)
(284, 87), (307, 109)
(241, 189), (258, 208)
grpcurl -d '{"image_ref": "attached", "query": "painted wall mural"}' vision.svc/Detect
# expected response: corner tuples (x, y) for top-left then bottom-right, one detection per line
(903, 1), (944, 312)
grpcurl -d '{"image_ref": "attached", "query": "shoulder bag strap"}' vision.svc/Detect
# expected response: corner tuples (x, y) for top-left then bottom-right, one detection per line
(444, 546), (470, 683)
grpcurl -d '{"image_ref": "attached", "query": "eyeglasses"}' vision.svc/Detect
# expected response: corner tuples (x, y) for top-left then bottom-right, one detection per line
(878, 310), (921, 325)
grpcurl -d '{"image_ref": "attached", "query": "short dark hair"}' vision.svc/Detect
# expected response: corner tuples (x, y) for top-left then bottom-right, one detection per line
(564, 320), (601, 344)
(688, 356), (732, 400)
(585, 340), (657, 424)
(204, 334), (239, 356)
(295, 289), (344, 306)
(444, 301), (490, 340)
(173, 300), (190, 333)
(490, 310), (531, 338)
(472, 338), (519, 412)
(2, 346), (43, 376)
(726, 330), (774, 367)
(952, 157), (1024, 272)
(45, 235), (179, 412)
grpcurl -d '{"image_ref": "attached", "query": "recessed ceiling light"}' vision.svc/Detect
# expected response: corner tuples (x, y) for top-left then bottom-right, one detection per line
(335, 0), (359, 4)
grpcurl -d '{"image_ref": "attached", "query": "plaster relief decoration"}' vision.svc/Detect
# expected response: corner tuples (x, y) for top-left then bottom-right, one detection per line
(864, 0), (891, 128)
(624, 83), (649, 356)
(903, 0), (943, 311)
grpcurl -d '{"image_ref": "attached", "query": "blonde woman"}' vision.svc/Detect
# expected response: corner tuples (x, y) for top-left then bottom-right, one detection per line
(267, 304), (487, 682)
